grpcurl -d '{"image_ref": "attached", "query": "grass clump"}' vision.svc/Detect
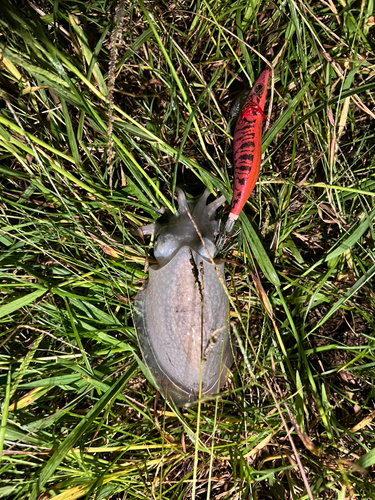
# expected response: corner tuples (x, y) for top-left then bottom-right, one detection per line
(0, 0), (375, 498)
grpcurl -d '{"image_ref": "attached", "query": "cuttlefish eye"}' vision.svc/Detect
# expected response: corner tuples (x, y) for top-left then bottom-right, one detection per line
(154, 228), (180, 261)
(197, 238), (217, 259)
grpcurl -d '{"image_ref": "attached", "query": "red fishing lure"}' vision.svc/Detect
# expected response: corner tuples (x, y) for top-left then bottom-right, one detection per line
(228, 69), (270, 225)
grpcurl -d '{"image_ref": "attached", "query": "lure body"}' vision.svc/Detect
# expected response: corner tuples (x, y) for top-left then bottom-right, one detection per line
(229, 69), (270, 223)
(135, 189), (232, 406)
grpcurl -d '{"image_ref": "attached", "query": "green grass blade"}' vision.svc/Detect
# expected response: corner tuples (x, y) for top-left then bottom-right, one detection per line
(0, 289), (46, 319)
(310, 262), (375, 333)
(0, 370), (11, 461)
(29, 361), (138, 500)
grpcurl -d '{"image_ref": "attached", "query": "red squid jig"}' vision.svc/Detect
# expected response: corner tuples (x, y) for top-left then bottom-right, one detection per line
(224, 69), (270, 236)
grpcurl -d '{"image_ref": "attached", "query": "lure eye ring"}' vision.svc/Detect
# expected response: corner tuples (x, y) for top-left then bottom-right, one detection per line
(254, 84), (264, 96)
